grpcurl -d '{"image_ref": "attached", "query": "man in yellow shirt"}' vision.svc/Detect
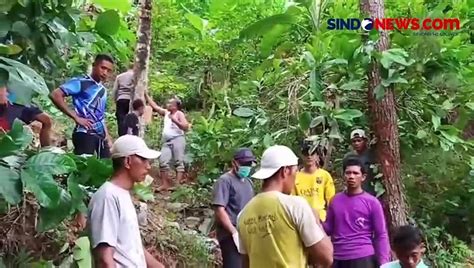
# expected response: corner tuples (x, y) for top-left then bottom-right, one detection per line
(237, 145), (333, 268)
(292, 141), (335, 221)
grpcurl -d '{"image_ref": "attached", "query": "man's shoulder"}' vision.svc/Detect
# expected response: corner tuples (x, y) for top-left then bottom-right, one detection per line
(218, 172), (236, 181)
(380, 261), (400, 268)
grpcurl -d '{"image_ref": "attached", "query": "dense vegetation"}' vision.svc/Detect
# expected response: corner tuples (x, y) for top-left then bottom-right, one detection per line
(1, 0), (473, 266)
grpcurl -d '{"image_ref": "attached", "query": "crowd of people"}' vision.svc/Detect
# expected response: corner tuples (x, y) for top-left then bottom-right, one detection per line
(0, 54), (429, 267)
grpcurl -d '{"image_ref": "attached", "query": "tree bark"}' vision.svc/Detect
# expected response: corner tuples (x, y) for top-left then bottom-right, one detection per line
(360, 0), (409, 231)
(131, 0), (152, 137)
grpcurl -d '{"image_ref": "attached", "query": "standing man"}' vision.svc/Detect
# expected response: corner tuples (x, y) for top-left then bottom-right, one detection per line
(145, 93), (189, 191)
(121, 99), (145, 137)
(88, 134), (164, 268)
(237, 145), (333, 268)
(292, 140), (335, 222)
(50, 54), (114, 158)
(112, 64), (134, 136)
(324, 157), (390, 267)
(343, 129), (376, 195)
(212, 148), (256, 268)
(0, 86), (52, 147)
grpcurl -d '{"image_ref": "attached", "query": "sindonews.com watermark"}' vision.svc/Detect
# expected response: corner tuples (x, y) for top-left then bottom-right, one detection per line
(327, 17), (461, 35)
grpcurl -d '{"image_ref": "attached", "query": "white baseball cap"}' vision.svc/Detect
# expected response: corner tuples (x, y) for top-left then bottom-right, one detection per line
(350, 129), (366, 139)
(111, 135), (161, 159)
(251, 145), (299, 180)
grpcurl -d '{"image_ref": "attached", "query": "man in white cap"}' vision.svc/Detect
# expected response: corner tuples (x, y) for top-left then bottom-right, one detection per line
(237, 145), (333, 268)
(343, 129), (376, 195)
(88, 135), (164, 268)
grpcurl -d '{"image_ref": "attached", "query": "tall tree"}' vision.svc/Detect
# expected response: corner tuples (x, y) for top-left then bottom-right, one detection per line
(360, 0), (409, 230)
(131, 0), (153, 132)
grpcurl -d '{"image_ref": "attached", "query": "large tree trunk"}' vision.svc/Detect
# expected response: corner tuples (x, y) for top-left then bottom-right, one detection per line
(360, 0), (409, 231)
(131, 0), (152, 137)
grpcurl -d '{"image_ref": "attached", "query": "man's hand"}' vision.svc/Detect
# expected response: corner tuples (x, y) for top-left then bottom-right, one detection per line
(232, 232), (240, 252)
(74, 116), (93, 129)
(106, 135), (113, 149)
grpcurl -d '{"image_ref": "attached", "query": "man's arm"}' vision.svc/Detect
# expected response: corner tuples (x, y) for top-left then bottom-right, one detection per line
(212, 178), (237, 234)
(34, 113), (52, 147)
(50, 88), (93, 129)
(112, 76), (119, 103)
(145, 93), (166, 116)
(322, 198), (334, 236)
(214, 206), (238, 234)
(324, 173), (336, 208)
(372, 199), (391, 265)
(287, 197), (333, 267)
(93, 244), (116, 268)
(144, 248), (165, 268)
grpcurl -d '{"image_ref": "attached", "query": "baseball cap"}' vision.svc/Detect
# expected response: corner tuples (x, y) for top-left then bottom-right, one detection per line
(233, 148), (256, 163)
(111, 135), (161, 159)
(251, 145), (299, 180)
(350, 129), (366, 139)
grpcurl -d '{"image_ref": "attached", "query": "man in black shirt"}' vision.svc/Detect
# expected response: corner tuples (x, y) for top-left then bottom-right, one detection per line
(0, 86), (52, 146)
(120, 99), (145, 137)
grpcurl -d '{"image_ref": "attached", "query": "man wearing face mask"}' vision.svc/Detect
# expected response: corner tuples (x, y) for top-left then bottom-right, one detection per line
(212, 148), (256, 268)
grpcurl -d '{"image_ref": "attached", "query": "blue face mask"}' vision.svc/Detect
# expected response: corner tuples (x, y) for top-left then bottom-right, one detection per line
(237, 166), (252, 179)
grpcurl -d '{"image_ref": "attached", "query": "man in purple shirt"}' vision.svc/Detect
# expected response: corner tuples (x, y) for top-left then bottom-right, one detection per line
(324, 157), (390, 267)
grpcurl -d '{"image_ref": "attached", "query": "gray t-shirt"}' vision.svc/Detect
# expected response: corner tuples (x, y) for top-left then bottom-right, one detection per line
(212, 172), (254, 240)
(88, 181), (146, 267)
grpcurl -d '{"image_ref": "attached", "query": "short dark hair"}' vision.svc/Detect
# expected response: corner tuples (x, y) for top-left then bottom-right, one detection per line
(392, 225), (424, 251)
(112, 157), (125, 171)
(342, 157), (366, 174)
(132, 99), (145, 110)
(172, 96), (182, 110)
(94, 54), (115, 65)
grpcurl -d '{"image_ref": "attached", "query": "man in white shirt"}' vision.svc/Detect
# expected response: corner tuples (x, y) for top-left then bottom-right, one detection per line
(88, 135), (164, 267)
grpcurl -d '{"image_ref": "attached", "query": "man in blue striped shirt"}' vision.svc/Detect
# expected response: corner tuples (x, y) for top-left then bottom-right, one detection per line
(51, 54), (115, 158)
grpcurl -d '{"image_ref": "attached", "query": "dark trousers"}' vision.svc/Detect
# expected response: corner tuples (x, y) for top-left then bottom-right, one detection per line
(116, 99), (130, 136)
(72, 132), (110, 159)
(333, 255), (378, 268)
(218, 236), (241, 268)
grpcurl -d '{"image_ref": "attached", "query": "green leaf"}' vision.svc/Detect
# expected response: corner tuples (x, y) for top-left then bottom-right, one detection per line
(233, 107), (254, 118)
(72, 236), (92, 266)
(416, 129), (428, 139)
(239, 13), (296, 40)
(0, 57), (49, 105)
(328, 119), (342, 140)
(11, 21), (31, 37)
(302, 51), (315, 67)
(67, 174), (87, 213)
(0, 119), (33, 157)
(431, 115), (441, 130)
(260, 24), (289, 57)
(263, 133), (273, 147)
(0, 44), (22, 55)
(0, 0), (17, 13)
(0, 15), (11, 37)
(466, 102), (474, 111)
(333, 109), (363, 121)
(185, 13), (206, 33)
(21, 169), (61, 208)
(340, 80), (363, 91)
(95, 10), (120, 36)
(133, 183), (154, 202)
(381, 76), (408, 87)
(0, 166), (22, 205)
(86, 157), (113, 187)
(37, 189), (73, 232)
(17, 0), (30, 7)
(92, 0), (132, 13)
(25, 152), (76, 175)
(374, 180), (386, 198)
(374, 84), (385, 100)
(310, 115), (325, 128)
(299, 112), (312, 130)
